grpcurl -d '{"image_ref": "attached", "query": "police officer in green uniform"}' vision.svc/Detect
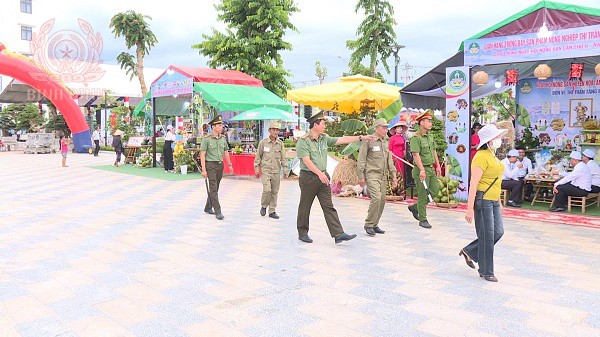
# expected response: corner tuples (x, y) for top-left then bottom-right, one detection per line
(200, 115), (233, 220)
(254, 121), (287, 219)
(357, 118), (398, 235)
(408, 110), (441, 228)
(296, 111), (376, 244)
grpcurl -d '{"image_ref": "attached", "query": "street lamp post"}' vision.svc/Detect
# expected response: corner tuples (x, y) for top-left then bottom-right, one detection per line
(389, 44), (406, 83)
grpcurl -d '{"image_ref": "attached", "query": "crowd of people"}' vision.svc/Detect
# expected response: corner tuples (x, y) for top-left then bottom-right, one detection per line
(78, 111), (600, 283)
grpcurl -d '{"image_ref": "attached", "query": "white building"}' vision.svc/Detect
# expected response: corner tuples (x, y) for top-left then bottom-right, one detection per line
(0, 0), (42, 91)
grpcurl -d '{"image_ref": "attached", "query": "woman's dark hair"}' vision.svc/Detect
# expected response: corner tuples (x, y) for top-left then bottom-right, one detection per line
(471, 122), (483, 135)
(479, 143), (489, 150)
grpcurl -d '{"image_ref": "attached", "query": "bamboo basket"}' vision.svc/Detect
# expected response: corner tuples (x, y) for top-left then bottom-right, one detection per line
(435, 202), (459, 208)
(385, 195), (405, 201)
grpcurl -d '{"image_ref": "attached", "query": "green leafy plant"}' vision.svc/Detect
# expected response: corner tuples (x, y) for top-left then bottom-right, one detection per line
(192, 0), (299, 97)
(515, 126), (540, 151)
(174, 151), (197, 173)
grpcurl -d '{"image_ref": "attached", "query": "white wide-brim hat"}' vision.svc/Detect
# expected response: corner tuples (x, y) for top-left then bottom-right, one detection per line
(477, 124), (507, 149)
(507, 149), (519, 157)
(113, 129), (124, 136)
(583, 149), (595, 159)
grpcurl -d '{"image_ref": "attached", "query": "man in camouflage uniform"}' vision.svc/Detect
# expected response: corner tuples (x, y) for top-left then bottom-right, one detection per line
(357, 118), (398, 235)
(254, 121), (287, 219)
(296, 111), (376, 244)
(200, 115), (233, 220)
(408, 110), (441, 229)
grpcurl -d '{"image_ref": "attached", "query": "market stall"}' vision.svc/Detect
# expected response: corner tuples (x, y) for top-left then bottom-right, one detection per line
(131, 66), (292, 171)
(400, 1), (600, 207)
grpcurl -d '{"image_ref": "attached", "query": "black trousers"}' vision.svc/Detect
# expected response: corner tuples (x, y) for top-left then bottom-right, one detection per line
(519, 177), (533, 198)
(591, 185), (600, 193)
(163, 141), (174, 171)
(501, 179), (523, 203)
(553, 183), (588, 209)
(94, 140), (100, 156)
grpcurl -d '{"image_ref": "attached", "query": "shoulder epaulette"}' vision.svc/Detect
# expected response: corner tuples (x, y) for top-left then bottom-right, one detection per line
(204, 134), (211, 138)
(301, 133), (310, 139)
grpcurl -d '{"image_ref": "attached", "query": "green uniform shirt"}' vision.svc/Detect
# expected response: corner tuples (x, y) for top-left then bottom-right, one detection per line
(296, 130), (338, 172)
(254, 137), (285, 174)
(200, 134), (228, 162)
(410, 131), (436, 166)
(357, 137), (397, 178)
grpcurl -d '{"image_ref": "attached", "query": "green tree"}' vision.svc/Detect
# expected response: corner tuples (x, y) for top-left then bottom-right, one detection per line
(45, 113), (69, 136)
(110, 10), (158, 95)
(5, 103), (46, 132)
(346, 0), (397, 78)
(315, 61), (328, 84)
(192, 0), (299, 97)
(0, 109), (16, 133)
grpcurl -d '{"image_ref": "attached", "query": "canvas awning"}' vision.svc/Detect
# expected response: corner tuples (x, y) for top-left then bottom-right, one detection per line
(151, 66), (264, 87)
(193, 83), (291, 113)
(132, 83), (291, 117)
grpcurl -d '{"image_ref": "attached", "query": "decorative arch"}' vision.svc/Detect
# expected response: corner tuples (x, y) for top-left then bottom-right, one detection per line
(0, 43), (92, 152)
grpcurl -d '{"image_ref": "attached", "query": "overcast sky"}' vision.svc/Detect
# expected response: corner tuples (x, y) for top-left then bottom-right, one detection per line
(34, 0), (600, 89)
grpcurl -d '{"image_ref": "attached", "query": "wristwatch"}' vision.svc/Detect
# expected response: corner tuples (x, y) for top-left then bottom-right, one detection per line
(359, 135), (363, 141)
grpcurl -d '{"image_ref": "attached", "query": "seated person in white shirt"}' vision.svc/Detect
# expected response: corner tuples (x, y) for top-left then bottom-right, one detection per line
(582, 149), (600, 193)
(516, 147), (534, 199)
(501, 149), (524, 207)
(550, 151), (592, 212)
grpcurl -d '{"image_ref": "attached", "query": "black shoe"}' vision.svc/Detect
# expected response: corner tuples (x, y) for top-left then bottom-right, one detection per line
(204, 209), (215, 215)
(335, 233), (357, 244)
(408, 204), (418, 220)
(215, 213), (225, 220)
(373, 226), (385, 234)
(364, 226), (376, 236)
(260, 207), (266, 216)
(419, 220), (432, 229)
(549, 207), (565, 212)
(299, 235), (313, 243)
(480, 275), (498, 282)
(507, 200), (521, 208)
(269, 212), (279, 219)
(459, 249), (476, 269)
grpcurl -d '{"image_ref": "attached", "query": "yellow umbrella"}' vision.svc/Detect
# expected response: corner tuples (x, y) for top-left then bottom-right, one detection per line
(287, 74), (401, 113)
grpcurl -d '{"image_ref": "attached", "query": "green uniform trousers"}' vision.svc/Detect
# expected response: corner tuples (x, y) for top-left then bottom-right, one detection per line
(365, 173), (387, 227)
(412, 166), (439, 221)
(297, 170), (344, 238)
(204, 161), (224, 214)
(261, 171), (281, 213)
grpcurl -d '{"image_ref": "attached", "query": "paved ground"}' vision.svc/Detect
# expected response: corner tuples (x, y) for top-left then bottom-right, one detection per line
(1, 151), (599, 337)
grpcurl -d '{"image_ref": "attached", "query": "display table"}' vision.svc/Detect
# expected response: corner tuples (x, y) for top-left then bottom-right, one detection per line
(224, 153), (256, 176)
(524, 176), (559, 206)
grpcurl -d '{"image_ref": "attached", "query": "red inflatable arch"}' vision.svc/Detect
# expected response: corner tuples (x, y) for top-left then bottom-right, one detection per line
(0, 43), (91, 152)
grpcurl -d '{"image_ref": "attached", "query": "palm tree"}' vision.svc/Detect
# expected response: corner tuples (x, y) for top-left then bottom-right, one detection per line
(109, 11), (158, 95)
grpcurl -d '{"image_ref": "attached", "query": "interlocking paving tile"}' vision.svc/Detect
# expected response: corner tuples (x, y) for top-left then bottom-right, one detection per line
(1, 151), (599, 336)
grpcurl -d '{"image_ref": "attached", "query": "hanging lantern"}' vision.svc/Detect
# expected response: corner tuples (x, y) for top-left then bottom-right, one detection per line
(473, 71), (489, 86)
(505, 69), (519, 85)
(595, 63), (600, 76)
(569, 63), (584, 81)
(534, 64), (552, 80)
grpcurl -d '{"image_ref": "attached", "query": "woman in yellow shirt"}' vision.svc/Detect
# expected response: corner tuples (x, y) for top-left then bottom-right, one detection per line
(460, 124), (507, 282)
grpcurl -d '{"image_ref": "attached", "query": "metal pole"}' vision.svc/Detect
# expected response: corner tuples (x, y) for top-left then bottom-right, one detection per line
(152, 97), (157, 167)
(103, 91), (107, 145)
(394, 53), (399, 83)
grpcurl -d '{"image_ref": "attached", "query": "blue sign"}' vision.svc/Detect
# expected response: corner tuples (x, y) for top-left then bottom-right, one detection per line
(151, 69), (193, 97)
(465, 24), (600, 66)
